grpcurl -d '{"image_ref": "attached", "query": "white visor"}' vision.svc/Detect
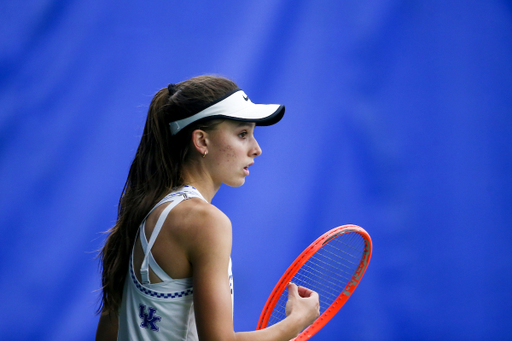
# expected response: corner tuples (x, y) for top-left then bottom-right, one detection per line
(169, 89), (285, 135)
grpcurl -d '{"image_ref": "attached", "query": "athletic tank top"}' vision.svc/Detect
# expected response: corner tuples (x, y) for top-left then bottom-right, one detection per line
(117, 186), (234, 341)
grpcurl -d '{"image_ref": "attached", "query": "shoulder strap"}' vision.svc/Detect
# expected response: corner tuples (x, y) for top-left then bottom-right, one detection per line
(139, 222), (173, 282)
(139, 186), (208, 285)
(140, 194), (185, 284)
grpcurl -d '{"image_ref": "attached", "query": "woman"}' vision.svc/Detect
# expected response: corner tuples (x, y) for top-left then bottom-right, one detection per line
(96, 75), (319, 340)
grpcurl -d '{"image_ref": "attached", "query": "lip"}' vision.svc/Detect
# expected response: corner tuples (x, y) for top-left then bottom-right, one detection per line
(243, 162), (254, 176)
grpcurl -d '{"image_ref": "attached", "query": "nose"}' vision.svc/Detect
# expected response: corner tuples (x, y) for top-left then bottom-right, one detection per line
(252, 138), (262, 157)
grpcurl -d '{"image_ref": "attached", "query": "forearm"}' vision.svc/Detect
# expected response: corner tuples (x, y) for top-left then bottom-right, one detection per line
(234, 314), (304, 341)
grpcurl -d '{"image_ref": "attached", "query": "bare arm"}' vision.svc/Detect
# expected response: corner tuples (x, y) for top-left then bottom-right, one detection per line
(187, 206), (319, 341)
(95, 310), (118, 341)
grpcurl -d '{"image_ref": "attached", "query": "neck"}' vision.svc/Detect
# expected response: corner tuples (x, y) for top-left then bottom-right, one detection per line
(181, 161), (219, 203)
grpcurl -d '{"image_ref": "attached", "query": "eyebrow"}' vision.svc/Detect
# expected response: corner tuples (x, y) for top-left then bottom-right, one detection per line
(235, 121), (256, 128)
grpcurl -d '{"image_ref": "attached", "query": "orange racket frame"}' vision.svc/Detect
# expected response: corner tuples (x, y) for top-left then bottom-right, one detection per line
(256, 225), (372, 340)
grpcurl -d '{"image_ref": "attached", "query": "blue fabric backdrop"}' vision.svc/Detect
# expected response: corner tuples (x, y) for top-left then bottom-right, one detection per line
(1, 1), (511, 340)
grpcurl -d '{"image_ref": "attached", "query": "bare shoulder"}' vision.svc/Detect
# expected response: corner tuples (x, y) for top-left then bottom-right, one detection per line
(168, 198), (232, 257)
(172, 198), (231, 233)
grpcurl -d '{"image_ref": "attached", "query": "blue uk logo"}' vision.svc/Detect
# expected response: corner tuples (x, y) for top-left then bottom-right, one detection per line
(139, 304), (162, 332)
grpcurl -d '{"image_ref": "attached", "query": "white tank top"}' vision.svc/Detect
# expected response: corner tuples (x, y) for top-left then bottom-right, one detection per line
(117, 186), (234, 341)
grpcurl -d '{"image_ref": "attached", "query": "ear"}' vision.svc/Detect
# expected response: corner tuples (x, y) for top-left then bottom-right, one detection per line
(190, 129), (208, 155)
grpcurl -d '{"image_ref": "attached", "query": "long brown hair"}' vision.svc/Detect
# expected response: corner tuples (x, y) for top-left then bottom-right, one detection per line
(98, 75), (238, 314)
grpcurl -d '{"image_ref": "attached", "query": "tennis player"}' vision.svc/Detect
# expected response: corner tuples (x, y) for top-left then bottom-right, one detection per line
(96, 75), (319, 341)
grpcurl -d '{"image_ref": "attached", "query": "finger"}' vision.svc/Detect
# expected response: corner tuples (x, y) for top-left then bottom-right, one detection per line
(297, 286), (316, 298)
(300, 289), (319, 303)
(287, 282), (298, 298)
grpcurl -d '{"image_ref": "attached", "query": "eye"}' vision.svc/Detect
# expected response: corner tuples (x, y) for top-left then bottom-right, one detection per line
(238, 131), (248, 139)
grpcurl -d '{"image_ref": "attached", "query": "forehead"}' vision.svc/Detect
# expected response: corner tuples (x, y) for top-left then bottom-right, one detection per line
(222, 120), (256, 129)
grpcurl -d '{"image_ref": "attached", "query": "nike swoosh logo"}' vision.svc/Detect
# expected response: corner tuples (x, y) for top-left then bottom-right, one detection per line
(243, 95), (249, 101)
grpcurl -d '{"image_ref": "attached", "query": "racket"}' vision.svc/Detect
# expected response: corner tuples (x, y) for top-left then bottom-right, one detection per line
(256, 224), (372, 340)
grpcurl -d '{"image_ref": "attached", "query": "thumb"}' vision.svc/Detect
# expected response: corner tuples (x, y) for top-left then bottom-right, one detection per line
(287, 282), (298, 299)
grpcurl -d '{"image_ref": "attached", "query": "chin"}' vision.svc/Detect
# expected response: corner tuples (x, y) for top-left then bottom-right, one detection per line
(225, 178), (246, 188)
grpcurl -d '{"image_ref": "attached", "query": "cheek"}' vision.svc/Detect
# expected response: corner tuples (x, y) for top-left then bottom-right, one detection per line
(217, 145), (237, 164)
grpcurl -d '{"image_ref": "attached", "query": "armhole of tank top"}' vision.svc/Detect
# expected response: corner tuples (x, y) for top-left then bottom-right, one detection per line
(137, 189), (208, 285)
(139, 196), (185, 284)
(139, 221), (174, 282)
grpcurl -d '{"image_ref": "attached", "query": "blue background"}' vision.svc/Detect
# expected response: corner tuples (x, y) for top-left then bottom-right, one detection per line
(1, 1), (511, 340)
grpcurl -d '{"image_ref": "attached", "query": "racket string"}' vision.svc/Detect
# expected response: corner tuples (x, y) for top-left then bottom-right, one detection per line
(267, 233), (366, 327)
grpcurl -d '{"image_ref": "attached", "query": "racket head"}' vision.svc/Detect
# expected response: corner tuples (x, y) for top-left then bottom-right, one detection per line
(256, 225), (372, 340)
